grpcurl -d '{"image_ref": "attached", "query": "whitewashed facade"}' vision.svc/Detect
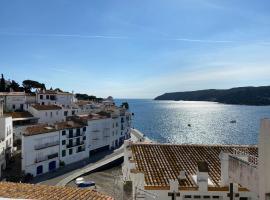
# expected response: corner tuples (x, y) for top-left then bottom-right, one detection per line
(28, 105), (65, 124)
(0, 99), (13, 179)
(0, 92), (26, 112)
(36, 90), (76, 108)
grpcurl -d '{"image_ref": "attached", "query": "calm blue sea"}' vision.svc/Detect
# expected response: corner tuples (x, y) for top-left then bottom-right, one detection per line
(115, 99), (270, 145)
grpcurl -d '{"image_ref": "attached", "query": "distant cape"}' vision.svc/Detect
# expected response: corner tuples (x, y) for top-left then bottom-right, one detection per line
(154, 86), (270, 106)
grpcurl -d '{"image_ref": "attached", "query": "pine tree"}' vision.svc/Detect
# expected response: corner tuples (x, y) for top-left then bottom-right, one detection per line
(0, 74), (6, 92)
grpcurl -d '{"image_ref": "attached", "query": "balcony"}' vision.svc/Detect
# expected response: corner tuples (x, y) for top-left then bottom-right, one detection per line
(35, 153), (58, 163)
(34, 141), (59, 150)
(67, 132), (84, 138)
(66, 141), (85, 148)
(77, 147), (86, 153)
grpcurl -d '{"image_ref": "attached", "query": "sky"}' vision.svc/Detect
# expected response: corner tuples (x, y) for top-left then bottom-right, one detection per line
(0, 0), (270, 98)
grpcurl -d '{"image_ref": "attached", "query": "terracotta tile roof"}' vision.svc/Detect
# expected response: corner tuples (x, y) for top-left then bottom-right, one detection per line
(32, 104), (62, 110)
(24, 121), (85, 136)
(131, 143), (258, 189)
(0, 182), (113, 200)
(78, 113), (110, 121)
(6, 111), (34, 118)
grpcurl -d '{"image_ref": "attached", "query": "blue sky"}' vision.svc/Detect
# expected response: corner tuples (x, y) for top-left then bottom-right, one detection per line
(0, 0), (270, 98)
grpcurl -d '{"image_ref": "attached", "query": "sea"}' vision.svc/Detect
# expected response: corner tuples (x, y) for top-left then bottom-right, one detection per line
(115, 99), (270, 145)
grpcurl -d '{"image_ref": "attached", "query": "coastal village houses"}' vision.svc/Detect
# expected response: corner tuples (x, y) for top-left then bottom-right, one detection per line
(123, 119), (270, 200)
(0, 89), (131, 178)
(0, 98), (13, 179)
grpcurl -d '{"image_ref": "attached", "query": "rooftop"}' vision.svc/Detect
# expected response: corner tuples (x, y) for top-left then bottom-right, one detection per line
(32, 104), (62, 110)
(38, 90), (73, 95)
(130, 143), (258, 190)
(6, 111), (34, 119)
(24, 121), (85, 136)
(78, 113), (110, 121)
(0, 92), (26, 96)
(0, 182), (113, 200)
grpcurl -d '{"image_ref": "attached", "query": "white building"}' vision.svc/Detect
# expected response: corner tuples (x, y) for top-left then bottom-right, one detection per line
(28, 104), (65, 124)
(8, 112), (39, 141)
(0, 92), (26, 112)
(0, 98), (13, 179)
(123, 142), (258, 200)
(36, 90), (76, 108)
(21, 120), (87, 176)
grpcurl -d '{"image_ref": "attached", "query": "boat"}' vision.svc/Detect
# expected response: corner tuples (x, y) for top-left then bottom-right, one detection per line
(188, 124), (191, 127)
(230, 120), (236, 123)
(75, 177), (96, 188)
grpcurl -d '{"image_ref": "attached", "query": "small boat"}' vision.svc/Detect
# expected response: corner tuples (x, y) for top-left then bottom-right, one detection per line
(75, 177), (95, 188)
(230, 120), (236, 123)
(188, 124), (191, 127)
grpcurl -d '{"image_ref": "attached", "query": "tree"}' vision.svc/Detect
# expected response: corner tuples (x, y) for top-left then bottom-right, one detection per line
(7, 80), (20, 92)
(22, 80), (46, 93)
(54, 88), (63, 92)
(121, 102), (129, 109)
(0, 74), (6, 92)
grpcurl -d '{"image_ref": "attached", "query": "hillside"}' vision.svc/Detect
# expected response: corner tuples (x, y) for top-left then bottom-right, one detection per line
(154, 86), (270, 105)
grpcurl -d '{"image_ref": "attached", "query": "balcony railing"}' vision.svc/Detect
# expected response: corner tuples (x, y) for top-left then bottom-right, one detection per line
(66, 141), (85, 148)
(35, 153), (58, 163)
(67, 132), (85, 138)
(34, 141), (59, 150)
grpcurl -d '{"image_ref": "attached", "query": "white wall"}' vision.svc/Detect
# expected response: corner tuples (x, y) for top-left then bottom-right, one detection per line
(28, 107), (65, 124)
(22, 131), (60, 176)
(59, 126), (88, 165)
(4, 95), (26, 112)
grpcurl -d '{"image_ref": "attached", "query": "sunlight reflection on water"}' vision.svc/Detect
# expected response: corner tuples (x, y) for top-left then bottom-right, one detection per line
(116, 99), (270, 145)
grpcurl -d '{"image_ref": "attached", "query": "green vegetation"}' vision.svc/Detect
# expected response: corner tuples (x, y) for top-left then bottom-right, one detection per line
(75, 93), (103, 102)
(155, 86), (270, 106)
(22, 79), (46, 93)
(121, 102), (129, 109)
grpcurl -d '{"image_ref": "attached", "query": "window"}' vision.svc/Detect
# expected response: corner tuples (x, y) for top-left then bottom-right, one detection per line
(36, 165), (43, 175)
(76, 138), (80, 145)
(203, 196), (210, 199)
(69, 129), (73, 138)
(46, 95), (49, 99)
(62, 130), (66, 136)
(40, 95), (43, 100)
(212, 196), (220, 199)
(50, 112), (52, 117)
(62, 150), (66, 157)
(69, 139), (72, 146)
(62, 140), (66, 145)
(76, 128), (80, 134)
(184, 196), (192, 199)
(69, 148), (73, 155)
(72, 110), (75, 115)
(64, 111), (68, 116)
(83, 127), (86, 132)
(12, 104), (16, 109)
(194, 196), (201, 199)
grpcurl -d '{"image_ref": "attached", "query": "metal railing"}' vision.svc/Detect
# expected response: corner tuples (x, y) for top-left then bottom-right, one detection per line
(35, 153), (58, 163)
(66, 141), (85, 148)
(34, 141), (59, 150)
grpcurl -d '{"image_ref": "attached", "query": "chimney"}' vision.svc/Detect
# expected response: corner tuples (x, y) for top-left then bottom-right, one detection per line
(259, 118), (270, 200)
(197, 161), (209, 192)
(178, 170), (186, 181)
(219, 152), (229, 186)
